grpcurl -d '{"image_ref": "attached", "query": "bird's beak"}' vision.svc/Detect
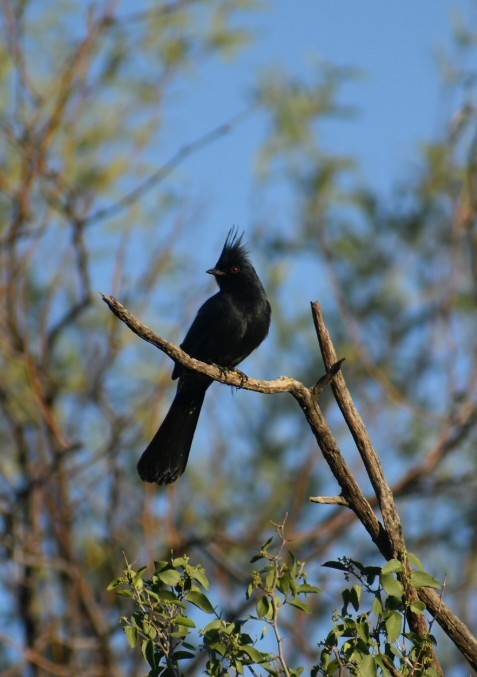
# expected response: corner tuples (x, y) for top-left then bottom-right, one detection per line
(206, 268), (225, 276)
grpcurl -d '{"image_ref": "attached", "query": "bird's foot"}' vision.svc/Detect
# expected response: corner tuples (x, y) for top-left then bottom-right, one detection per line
(231, 368), (249, 387)
(215, 365), (249, 388)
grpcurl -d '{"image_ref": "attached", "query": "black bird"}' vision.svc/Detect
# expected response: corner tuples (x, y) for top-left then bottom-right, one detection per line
(137, 230), (271, 485)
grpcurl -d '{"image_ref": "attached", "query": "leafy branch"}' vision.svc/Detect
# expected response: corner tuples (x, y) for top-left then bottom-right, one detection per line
(109, 527), (450, 676)
(109, 524), (320, 677)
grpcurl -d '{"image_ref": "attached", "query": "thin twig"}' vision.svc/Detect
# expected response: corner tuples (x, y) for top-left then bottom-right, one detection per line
(87, 107), (254, 225)
(309, 496), (349, 506)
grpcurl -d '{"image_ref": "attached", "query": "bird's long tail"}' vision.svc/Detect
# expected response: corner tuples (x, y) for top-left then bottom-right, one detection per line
(137, 383), (207, 485)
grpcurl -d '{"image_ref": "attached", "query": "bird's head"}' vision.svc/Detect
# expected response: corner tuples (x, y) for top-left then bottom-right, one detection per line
(207, 229), (261, 294)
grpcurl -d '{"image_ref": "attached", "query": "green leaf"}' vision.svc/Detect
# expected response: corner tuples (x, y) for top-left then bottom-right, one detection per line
(407, 552), (425, 571)
(203, 619), (223, 633)
(132, 573), (144, 591)
(250, 553), (264, 563)
(322, 560), (348, 571)
(350, 585), (362, 611)
(381, 559), (404, 575)
(290, 668), (304, 677)
(409, 600), (426, 614)
(185, 590), (215, 614)
(145, 589), (160, 602)
(156, 590), (185, 606)
(171, 556), (189, 568)
(385, 610), (403, 643)
(209, 641), (228, 655)
(373, 595), (383, 616)
(190, 567), (210, 590)
(380, 573), (404, 597)
(410, 571), (442, 589)
(157, 569), (182, 587)
(154, 560), (169, 572)
(141, 638), (156, 668)
(175, 615), (196, 628)
(234, 657), (244, 674)
(296, 583), (320, 594)
(341, 587), (350, 612)
(171, 626), (189, 639)
(256, 595), (271, 619)
(288, 599), (311, 613)
(261, 536), (274, 550)
(240, 645), (269, 663)
(355, 618), (370, 643)
(124, 625), (138, 648)
(389, 643), (404, 659)
(143, 620), (157, 640)
(114, 589), (134, 597)
(354, 653), (376, 677)
(265, 568), (275, 590)
(278, 573), (291, 595)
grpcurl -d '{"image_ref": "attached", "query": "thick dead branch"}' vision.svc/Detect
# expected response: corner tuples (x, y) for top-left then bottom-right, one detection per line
(311, 300), (477, 673)
(311, 301), (407, 552)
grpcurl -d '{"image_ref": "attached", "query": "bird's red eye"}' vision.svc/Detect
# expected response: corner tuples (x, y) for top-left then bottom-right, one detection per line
(230, 266), (240, 274)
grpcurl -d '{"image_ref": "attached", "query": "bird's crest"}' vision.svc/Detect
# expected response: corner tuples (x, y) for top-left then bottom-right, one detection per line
(216, 228), (249, 268)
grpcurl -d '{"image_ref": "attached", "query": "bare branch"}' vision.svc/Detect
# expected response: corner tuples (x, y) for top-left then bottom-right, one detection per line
(311, 357), (346, 397)
(311, 300), (477, 673)
(87, 107), (254, 226)
(100, 293), (305, 395)
(311, 301), (407, 555)
(309, 495), (349, 506)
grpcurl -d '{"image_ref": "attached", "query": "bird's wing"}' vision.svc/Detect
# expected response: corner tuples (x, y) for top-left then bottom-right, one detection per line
(172, 293), (246, 378)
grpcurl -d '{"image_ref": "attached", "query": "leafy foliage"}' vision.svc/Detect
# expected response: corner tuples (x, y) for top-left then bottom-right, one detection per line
(316, 557), (441, 676)
(109, 526), (320, 676)
(110, 534), (446, 677)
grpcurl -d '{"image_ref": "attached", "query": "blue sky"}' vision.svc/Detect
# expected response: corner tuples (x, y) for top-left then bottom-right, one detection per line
(156, 0), (469, 248)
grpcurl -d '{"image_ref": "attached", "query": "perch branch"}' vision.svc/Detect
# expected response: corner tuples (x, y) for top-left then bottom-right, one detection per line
(101, 294), (305, 395)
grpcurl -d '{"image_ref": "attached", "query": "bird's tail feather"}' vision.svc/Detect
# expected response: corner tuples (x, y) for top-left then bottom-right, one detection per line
(137, 386), (206, 485)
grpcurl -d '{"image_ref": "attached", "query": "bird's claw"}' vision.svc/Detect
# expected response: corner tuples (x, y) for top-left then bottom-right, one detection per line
(232, 368), (248, 387)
